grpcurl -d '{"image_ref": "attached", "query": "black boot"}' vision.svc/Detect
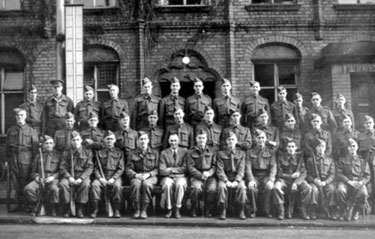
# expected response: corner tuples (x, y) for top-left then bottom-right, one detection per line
(175, 207), (181, 219)
(133, 201), (140, 219)
(90, 200), (99, 218)
(329, 206), (337, 220)
(219, 203), (226, 220)
(113, 201), (121, 218)
(345, 205), (354, 221)
(51, 204), (58, 217)
(140, 202), (148, 219)
(190, 201), (197, 218)
(77, 203), (84, 218)
(277, 204), (285, 220)
(301, 204), (310, 220)
(239, 203), (246, 220)
(63, 204), (70, 218)
(310, 205), (317, 220)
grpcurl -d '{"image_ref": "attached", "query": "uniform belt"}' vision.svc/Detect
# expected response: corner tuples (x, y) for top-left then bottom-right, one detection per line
(11, 147), (32, 153)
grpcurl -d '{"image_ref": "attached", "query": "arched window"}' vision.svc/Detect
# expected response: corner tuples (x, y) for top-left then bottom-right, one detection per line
(252, 43), (301, 104)
(83, 45), (119, 102)
(0, 48), (25, 134)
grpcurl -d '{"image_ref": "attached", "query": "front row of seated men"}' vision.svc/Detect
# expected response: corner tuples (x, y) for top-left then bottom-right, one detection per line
(22, 121), (371, 222)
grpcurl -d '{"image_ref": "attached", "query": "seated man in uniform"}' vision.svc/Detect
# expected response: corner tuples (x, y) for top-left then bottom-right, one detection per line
(278, 113), (303, 154)
(90, 130), (124, 218)
(252, 108), (279, 150)
(74, 85), (102, 131)
(80, 112), (105, 150)
(305, 139), (336, 220)
(216, 132), (246, 220)
(333, 114), (359, 161)
(126, 132), (159, 219)
(274, 138), (311, 220)
(140, 110), (164, 153)
(304, 113), (332, 157)
(270, 86), (298, 131)
(336, 138), (371, 221)
(59, 131), (93, 218)
(24, 135), (62, 217)
(159, 134), (188, 219)
(186, 78), (212, 127)
(246, 129), (277, 218)
(187, 129), (217, 217)
(221, 110), (252, 151)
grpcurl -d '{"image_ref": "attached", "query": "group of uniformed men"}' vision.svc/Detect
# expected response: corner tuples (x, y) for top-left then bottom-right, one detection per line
(4, 76), (375, 222)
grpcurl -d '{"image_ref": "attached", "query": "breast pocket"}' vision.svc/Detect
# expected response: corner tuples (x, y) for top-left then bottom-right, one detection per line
(79, 107), (87, 118)
(103, 103), (112, 117)
(48, 159), (60, 172)
(216, 102), (227, 115)
(8, 131), (18, 144)
(180, 131), (188, 144)
(166, 102), (175, 115)
(58, 101), (68, 115)
(126, 135), (136, 149)
(55, 135), (66, 148)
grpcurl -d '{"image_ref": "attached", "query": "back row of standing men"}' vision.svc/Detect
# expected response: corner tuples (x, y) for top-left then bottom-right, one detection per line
(5, 76), (374, 221)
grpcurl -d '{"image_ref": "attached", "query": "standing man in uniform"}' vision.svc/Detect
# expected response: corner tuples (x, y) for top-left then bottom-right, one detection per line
(74, 85), (102, 131)
(186, 78), (212, 127)
(19, 84), (44, 136)
(270, 86), (298, 131)
(216, 132), (247, 220)
(242, 81), (270, 129)
(90, 130), (124, 218)
(42, 79), (74, 137)
(332, 93), (355, 131)
(195, 106), (222, 151)
(140, 110), (164, 153)
(278, 113), (303, 154)
(102, 84), (129, 132)
(221, 110), (252, 151)
(5, 108), (39, 211)
(59, 131), (93, 218)
(333, 114), (359, 160)
(252, 108), (279, 150)
(163, 107), (194, 150)
(213, 78), (241, 129)
(126, 132), (159, 219)
(187, 129), (217, 217)
(131, 77), (161, 131)
(80, 112), (105, 150)
(307, 92), (337, 134)
(54, 112), (76, 153)
(246, 129), (277, 218)
(304, 113), (332, 157)
(159, 77), (185, 129)
(115, 112), (138, 159)
(293, 93), (309, 133)
(24, 135), (62, 216)
(159, 134), (188, 219)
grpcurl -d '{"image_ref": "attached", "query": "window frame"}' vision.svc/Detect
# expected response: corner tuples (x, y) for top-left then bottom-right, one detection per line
(68, 0), (117, 9)
(0, 0), (21, 10)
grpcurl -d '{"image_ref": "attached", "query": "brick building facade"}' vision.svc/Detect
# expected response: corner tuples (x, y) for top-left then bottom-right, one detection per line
(0, 0), (374, 145)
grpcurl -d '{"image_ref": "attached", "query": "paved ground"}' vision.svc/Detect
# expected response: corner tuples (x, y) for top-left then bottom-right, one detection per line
(1, 225), (374, 239)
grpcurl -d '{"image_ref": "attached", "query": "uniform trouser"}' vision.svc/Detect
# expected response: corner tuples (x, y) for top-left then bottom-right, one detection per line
(273, 179), (311, 206)
(24, 179), (59, 204)
(9, 155), (32, 205)
(59, 177), (91, 204)
(189, 177), (217, 205)
(310, 182), (336, 207)
(247, 176), (273, 214)
(90, 178), (123, 202)
(45, 117), (65, 137)
(336, 182), (368, 208)
(160, 176), (187, 210)
(130, 176), (158, 206)
(217, 180), (246, 205)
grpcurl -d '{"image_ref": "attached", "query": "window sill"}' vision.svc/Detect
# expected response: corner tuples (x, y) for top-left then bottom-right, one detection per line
(0, 10), (27, 17)
(333, 4), (375, 11)
(245, 4), (300, 12)
(154, 5), (213, 13)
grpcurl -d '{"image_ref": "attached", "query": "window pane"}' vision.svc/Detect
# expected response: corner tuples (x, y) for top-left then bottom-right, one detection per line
(97, 64), (117, 89)
(4, 72), (23, 90)
(278, 63), (296, 85)
(360, 0), (375, 3)
(169, 0), (184, 5)
(74, 0), (94, 7)
(187, 0), (202, 4)
(260, 89), (275, 105)
(338, 0), (358, 3)
(4, 0), (21, 10)
(285, 88), (297, 102)
(4, 93), (24, 132)
(252, 0), (272, 3)
(275, 0), (295, 3)
(95, 0), (108, 7)
(254, 64), (274, 87)
(84, 65), (95, 86)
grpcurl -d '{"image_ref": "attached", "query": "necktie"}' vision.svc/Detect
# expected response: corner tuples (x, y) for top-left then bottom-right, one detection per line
(230, 150), (236, 173)
(173, 150), (177, 162)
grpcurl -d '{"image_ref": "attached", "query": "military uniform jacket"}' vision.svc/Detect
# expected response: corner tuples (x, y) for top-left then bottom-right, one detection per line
(303, 128), (332, 156)
(358, 129), (375, 157)
(19, 100), (44, 126)
(187, 146), (216, 180)
(126, 147), (159, 178)
(186, 93), (212, 125)
(213, 95), (241, 123)
(279, 128), (303, 153)
(246, 146), (277, 182)
(241, 95), (270, 128)
(131, 94), (161, 130)
(159, 147), (188, 177)
(115, 128), (138, 153)
(216, 148), (246, 183)
(43, 94), (74, 119)
(271, 100), (299, 130)
(333, 128), (359, 154)
(163, 123), (194, 149)
(80, 127), (105, 149)
(74, 99), (102, 129)
(54, 128), (76, 152)
(31, 150), (62, 180)
(159, 94), (185, 128)
(276, 152), (306, 184)
(60, 147), (93, 180)
(307, 105), (337, 133)
(252, 124), (280, 149)
(333, 107), (355, 130)
(141, 126), (164, 150)
(221, 125), (252, 151)
(195, 121), (222, 148)
(94, 147), (124, 180)
(296, 105), (309, 133)
(102, 98), (129, 120)
(336, 154), (370, 185)
(5, 124), (39, 162)
(305, 154), (335, 184)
